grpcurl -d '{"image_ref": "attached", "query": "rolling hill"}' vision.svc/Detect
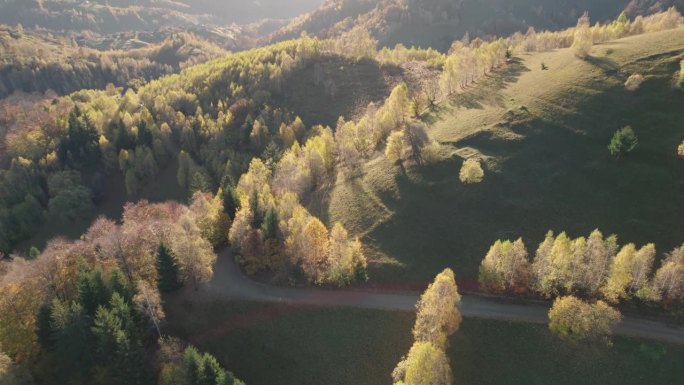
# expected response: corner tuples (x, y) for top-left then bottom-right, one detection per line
(268, 0), (684, 51)
(323, 26), (684, 284)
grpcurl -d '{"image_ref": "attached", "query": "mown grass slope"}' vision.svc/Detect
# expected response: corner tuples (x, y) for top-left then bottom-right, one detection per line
(165, 298), (684, 385)
(324, 27), (684, 285)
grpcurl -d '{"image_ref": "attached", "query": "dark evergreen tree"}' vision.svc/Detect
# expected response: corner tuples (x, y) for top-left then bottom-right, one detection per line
(137, 120), (153, 147)
(58, 107), (101, 167)
(262, 208), (279, 240)
(77, 265), (111, 317)
(249, 190), (263, 228)
(221, 183), (240, 220)
(109, 268), (135, 302)
(36, 303), (54, 350)
(52, 301), (93, 384)
(156, 243), (183, 293)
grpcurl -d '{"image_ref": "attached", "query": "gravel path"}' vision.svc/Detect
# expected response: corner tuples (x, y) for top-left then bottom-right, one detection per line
(204, 249), (684, 344)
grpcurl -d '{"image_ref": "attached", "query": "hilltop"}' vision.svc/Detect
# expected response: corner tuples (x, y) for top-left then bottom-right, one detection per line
(268, 0), (684, 50)
(325, 26), (684, 284)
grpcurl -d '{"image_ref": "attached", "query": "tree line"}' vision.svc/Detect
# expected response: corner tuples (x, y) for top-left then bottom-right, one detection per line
(478, 229), (684, 307)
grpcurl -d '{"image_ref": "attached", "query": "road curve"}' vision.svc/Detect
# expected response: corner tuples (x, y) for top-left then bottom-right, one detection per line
(204, 249), (684, 344)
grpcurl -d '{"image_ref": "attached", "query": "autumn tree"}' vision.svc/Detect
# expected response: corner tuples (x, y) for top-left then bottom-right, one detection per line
(602, 243), (657, 302)
(654, 245), (684, 304)
(459, 158), (484, 184)
(326, 223), (367, 286)
(580, 229), (618, 296)
(572, 13), (593, 58)
(299, 217), (329, 283)
(386, 131), (407, 163)
(170, 215), (217, 289)
(413, 269), (462, 350)
(392, 342), (452, 385)
(190, 191), (231, 247)
(479, 238), (531, 293)
(0, 350), (33, 385)
(548, 296), (621, 344)
(0, 281), (42, 362)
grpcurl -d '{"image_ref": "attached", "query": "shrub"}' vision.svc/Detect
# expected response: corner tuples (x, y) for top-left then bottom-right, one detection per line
(608, 126), (638, 157)
(549, 296), (622, 344)
(459, 158), (484, 184)
(624, 73), (645, 91)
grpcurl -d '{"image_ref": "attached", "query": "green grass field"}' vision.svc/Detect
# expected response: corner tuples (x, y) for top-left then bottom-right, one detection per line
(164, 297), (684, 385)
(323, 28), (684, 285)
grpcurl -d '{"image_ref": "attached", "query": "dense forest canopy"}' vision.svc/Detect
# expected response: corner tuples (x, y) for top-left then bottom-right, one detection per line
(0, 0), (326, 31)
(0, 25), (228, 98)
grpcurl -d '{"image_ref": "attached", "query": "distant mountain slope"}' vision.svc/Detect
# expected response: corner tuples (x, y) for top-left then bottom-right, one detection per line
(0, 0), (325, 31)
(267, 0), (684, 51)
(0, 26), (228, 98)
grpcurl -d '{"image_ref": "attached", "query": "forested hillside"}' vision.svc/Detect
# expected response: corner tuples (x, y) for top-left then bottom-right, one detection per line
(1, 4), (684, 385)
(0, 0), (325, 31)
(268, 0), (684, 50)
(0, 26), (227, 98)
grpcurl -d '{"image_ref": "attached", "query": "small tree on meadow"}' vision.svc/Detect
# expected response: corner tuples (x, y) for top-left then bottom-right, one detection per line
(386, 131), (407, 164)
(572, 12), (593, 58)
(608, 126), (638, 157)
(624, 73), (645, 91)
(392, 342), (452, 385)
(413, 269), (462, 350)
(459, 158), (484, 184)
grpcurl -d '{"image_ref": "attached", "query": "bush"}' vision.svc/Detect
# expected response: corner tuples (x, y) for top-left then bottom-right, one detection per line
(624, 73), (645, 91)
(459, 158), (484, 184)
(608, 126), (638, 157)
(548, 296), (621, 344)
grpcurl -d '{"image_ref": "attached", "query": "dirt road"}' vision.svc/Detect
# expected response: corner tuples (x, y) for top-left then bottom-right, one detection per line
(205, 250), (684, 344)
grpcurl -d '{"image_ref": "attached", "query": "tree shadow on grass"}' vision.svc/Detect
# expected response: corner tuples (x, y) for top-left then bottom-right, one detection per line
(365, 60), (684, 283)
(584, 55), (619, 75)
(424, 59), (530, 124)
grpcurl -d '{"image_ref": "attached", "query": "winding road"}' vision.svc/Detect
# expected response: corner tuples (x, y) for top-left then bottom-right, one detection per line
(205, 249), (684, 344)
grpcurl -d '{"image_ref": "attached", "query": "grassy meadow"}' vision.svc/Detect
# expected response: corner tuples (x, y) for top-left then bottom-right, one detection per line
(164, 297), (684, 385)
(323, 28), (684, 285)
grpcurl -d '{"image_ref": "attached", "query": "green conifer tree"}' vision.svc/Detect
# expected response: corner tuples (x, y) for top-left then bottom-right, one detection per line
(156, 243), (183, 293)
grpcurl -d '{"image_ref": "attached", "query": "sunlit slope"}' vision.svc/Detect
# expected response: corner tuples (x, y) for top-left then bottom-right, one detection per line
(327, 27), (684, 284)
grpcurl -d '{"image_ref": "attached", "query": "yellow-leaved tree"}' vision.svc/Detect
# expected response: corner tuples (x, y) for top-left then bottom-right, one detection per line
(459, 158), (484, 184)
(548, 295), (621, 344)
(392, 342), (452, 385)
(479, 238), (531, 293)
(413, 268), (462, 350)
(572, 12), (593, 58)
(386, 130), (406, 163)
